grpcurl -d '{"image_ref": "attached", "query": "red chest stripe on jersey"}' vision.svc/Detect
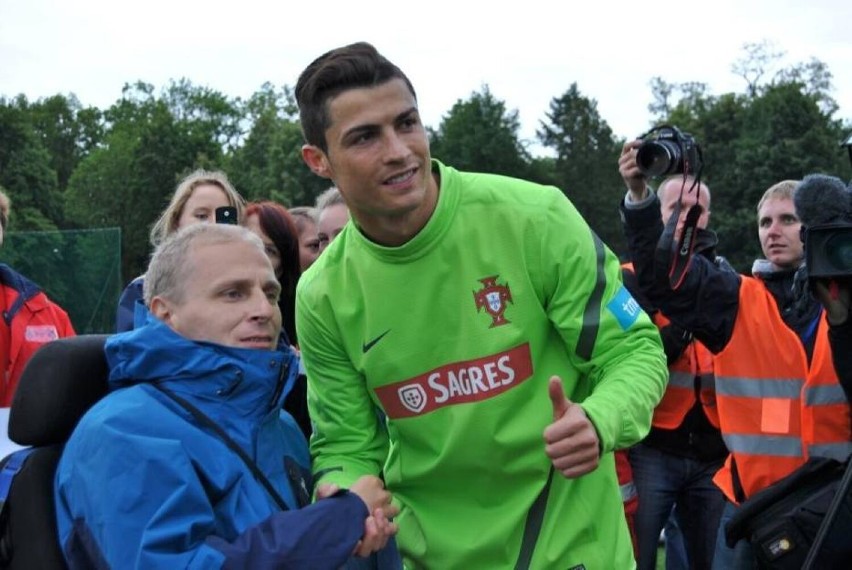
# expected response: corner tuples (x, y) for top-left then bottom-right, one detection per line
(375, 343), (534, 419)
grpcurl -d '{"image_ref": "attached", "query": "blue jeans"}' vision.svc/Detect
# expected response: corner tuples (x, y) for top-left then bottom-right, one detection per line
(628, 443), (725, 570)
(712, 501), (757, 570)
(664, 509), (689, 570)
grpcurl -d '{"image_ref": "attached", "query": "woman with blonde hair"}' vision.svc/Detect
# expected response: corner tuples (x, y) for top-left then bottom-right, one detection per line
(115, 169), (245, 332)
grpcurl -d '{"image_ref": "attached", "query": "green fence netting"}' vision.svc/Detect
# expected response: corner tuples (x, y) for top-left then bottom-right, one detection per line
(1, 228), (122, 334)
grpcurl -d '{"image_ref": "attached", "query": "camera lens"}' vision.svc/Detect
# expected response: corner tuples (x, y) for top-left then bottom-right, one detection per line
(636, 140), (682, 177)
(825, 232), (852, 272)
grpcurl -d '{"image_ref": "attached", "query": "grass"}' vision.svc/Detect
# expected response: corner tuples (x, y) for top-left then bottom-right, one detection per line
(655, 545), (666, 570)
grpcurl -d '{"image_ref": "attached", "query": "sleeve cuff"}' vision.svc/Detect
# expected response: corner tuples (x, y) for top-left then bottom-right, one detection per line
(623, 187), (656, 209)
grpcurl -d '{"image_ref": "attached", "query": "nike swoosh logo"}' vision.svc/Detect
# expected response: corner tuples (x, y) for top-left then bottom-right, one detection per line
(362, 329), (391, 353)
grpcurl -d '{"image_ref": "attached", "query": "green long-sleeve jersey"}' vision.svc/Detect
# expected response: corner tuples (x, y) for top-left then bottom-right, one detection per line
(296, 161), (666, 569)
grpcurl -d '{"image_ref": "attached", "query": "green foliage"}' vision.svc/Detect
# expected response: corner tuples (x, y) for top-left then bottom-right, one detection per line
(428, 85), (532, 178)
(1, 41), (851, 294)
(20, 93), (104, 192)
(641, 45), (851, 271)
(225, 83), (327, 207)
(671, 82), (849, 270)
(537, 83), (627, 255)
(0, 101), (63, 228)
(1, 228), (121, 333)
(65, 80), (245, 281)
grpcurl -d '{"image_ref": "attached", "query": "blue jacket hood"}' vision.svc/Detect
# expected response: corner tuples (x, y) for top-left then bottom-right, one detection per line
(105, 315), (299, 418)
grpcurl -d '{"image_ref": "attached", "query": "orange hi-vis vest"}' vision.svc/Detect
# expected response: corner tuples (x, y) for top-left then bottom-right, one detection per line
(651, 312), (719, 430)
(712, 276), (852, 503)
(621, 263), (719, 430)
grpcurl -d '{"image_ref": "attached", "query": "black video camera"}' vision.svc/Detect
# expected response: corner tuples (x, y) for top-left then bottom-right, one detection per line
(803, 223), (852, 279)
(795, 171), (852, 280)
(636, 125), (702, 178)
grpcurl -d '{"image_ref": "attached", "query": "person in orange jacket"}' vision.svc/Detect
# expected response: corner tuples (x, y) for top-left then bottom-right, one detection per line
(619, 147), (852, 570)
(0, 189), (75, 407)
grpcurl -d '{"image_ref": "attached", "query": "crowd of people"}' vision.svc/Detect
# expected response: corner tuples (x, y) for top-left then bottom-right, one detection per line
(1, 41), (850, 569)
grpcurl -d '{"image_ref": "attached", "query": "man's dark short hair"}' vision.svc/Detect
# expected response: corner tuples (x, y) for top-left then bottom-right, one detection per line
(295, 42), (417, 153)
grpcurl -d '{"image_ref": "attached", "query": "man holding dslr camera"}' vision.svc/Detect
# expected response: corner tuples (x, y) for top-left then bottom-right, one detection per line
(618, 132), (726, 570)
(618, 131), (852, 569)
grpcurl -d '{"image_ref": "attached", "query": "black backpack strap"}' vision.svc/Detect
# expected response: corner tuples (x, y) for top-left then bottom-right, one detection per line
(151, 385), (290, 512)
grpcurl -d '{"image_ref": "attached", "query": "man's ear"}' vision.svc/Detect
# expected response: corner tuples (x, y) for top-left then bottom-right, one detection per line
(301, 144), (333, 179)
(150, 296), (174, 326)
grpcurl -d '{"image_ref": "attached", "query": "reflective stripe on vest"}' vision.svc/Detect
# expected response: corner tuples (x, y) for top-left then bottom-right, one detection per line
(653, 329), (717, 429)
(667, 370), (693, 389)
(721, 433), (803, 458)
(715, 376), (803, 398)
(620, 262), (719, 429)
(808, 442), (852, 461)
(620, 481), (637, 503)
(712, 277), (850, 502)
(805, 384), (848, 406)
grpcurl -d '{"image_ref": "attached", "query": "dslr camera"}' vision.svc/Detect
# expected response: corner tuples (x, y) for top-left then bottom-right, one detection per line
(636, 125), (702, 178)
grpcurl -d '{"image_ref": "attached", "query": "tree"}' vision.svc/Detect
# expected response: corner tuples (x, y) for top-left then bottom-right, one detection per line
(648, 47), (850, 271)
(731, 40), (785, 98)
(538, 83), (626, 255)
(163, 78), (243, 154)
(428, 85), (531, 178)
(709, 82), (848, 269)
(65, 80), (242, 283)
(648, 77), (676, 124)
(774, 58), (837, 115)
(0, 100), (62, 230)
(648, 79), (713, 133)
(23, 94), (104, 194)
(226, 83), (327, 207)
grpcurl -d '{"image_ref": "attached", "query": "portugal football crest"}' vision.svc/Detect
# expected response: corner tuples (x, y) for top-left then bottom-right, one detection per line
(473, 275), (513, 328)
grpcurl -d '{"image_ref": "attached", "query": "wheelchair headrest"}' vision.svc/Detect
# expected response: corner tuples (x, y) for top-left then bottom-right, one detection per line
(9, 334), (110, 446)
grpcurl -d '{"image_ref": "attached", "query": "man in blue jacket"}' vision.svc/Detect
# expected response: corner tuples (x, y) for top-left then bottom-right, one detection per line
(55, 223), (398, 569)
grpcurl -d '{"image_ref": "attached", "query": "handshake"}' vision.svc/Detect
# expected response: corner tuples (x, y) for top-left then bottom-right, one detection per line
(317, 475), (400, 557)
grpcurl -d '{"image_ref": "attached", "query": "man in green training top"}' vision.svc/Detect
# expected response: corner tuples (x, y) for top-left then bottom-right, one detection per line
(294, 42), (667, 569)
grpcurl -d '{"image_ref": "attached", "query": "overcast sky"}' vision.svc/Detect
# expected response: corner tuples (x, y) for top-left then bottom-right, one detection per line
(1, 0), (850, 154)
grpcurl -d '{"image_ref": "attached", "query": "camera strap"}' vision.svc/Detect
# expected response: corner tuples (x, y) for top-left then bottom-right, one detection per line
(669, 204), (703, 290)
(655, 181), (703, 291)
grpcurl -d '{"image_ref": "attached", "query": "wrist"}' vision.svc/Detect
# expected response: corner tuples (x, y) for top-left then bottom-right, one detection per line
(624, 185), (654, 208)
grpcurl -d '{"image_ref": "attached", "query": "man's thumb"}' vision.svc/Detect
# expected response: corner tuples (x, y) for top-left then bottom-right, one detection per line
(548, 376), (570, 420)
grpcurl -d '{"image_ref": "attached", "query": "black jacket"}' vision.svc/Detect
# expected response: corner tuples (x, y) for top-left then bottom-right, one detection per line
(620, 193), (851, 401)
(622, 228), (728, 461)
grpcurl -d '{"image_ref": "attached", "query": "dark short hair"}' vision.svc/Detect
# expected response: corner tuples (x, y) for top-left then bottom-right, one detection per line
(295, 42), (416, 152)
